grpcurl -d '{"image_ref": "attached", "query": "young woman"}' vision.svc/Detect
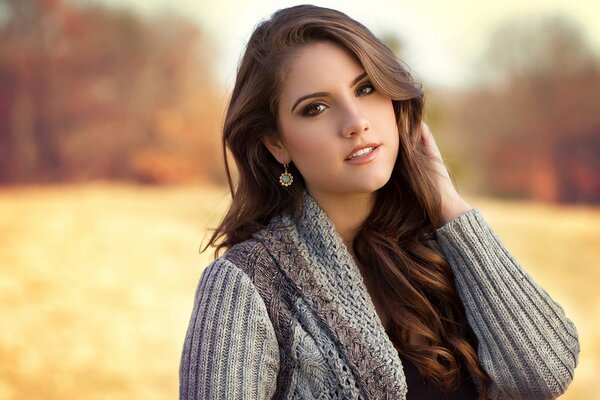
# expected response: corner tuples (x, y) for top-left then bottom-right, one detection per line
(179, 5), (579, 399)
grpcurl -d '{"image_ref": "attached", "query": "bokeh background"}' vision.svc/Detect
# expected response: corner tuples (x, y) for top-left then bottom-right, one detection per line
(1, 0), (599, 398)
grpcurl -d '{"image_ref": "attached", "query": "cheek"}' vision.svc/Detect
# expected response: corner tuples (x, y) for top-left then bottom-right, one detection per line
(282, 122), (335, 158)
(370, 100), (398, 136)
(286, 132), (319, 154)
(375, 99), (397, 125)
(373, 100), (400, 158)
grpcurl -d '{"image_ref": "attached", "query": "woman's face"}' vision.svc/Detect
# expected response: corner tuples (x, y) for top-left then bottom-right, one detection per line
(263, 40), (399, 201)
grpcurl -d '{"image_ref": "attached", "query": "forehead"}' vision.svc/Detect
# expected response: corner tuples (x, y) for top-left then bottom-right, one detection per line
(279, 41), (364, 98)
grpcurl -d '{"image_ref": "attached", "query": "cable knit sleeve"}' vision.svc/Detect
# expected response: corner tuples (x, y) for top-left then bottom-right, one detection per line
(179, 257), (280, 400)
(435, 208), (579, 400)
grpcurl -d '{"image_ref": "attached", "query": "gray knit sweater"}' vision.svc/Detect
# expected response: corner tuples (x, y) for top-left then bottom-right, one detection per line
(179, 191), (579, 399)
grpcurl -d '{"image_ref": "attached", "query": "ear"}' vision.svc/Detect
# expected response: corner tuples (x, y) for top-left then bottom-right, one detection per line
(261, 134), (291, 164)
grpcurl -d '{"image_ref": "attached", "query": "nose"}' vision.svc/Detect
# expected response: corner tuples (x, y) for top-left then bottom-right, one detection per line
(340, 101), (370, 137)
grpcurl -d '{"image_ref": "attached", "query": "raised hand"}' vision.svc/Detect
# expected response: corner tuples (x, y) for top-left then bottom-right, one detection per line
(419, 121), (473, 226)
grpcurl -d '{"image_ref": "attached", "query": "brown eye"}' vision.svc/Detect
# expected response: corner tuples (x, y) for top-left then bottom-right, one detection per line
(357, 83), (374, 96)
(302, 103), (327, 117)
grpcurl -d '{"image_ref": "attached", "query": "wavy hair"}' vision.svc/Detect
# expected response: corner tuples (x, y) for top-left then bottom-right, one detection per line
(205, 4), (491, 397)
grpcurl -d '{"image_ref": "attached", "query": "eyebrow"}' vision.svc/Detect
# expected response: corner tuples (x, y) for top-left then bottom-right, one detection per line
(290, 71), (368, 113)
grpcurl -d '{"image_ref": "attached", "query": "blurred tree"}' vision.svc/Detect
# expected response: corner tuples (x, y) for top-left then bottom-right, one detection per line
(458, 14), (600, 204)
(0, 0), (62, 182)
(0, 0), (223, 184)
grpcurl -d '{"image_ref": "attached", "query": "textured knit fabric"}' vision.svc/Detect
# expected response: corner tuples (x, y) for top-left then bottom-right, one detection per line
(179, 190), (579, 400)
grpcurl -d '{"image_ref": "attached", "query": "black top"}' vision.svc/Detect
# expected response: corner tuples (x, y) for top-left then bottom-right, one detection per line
(400, 355), (479, 400)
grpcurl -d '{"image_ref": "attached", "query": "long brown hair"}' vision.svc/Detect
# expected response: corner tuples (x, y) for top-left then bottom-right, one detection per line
(205, 4), (491, 397)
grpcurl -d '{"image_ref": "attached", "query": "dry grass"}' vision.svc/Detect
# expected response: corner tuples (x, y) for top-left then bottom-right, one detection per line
(0, 184), (597, 399)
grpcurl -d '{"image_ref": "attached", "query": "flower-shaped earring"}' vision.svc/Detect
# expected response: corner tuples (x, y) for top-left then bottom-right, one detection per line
(279, 163), (294, 187)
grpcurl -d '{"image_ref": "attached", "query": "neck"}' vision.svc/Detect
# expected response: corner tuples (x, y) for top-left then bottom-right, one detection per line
(306, 188), (375, 248)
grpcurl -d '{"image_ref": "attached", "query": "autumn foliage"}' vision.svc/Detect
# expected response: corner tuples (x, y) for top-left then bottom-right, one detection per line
(1, 2), (598, 204)
(0, 0), (224, 184)
(442, 16), (600, 204)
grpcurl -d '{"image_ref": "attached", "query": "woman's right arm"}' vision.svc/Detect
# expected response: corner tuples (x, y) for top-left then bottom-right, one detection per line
(179, 258), (280, 399)
(435, 208), (579, 399)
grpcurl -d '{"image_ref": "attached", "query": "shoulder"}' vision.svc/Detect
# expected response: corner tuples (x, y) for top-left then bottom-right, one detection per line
(219, 219), (289, 281)
(221, 239), (270, 279)
(195, 216), (294, 312)
(197, 238), (266, 296)
(181, 240), (280, 399)
(188, 235), (278, 338)
(223, 237), (269, 270)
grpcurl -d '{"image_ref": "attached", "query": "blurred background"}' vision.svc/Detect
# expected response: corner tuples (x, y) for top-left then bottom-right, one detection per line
(0, 0), (598, 398)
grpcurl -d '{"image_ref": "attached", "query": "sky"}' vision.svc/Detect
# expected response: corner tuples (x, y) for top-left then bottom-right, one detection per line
(82, 0), (600, 89)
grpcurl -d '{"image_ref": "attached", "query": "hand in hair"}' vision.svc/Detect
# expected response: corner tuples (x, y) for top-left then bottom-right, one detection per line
(419, 121), (473, 225)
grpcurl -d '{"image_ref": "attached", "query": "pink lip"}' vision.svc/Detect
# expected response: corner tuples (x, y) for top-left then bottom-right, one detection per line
(344, 145), (381, 165)
(345, 143), (380, 160)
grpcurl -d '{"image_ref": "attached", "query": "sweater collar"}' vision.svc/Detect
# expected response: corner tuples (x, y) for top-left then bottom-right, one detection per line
(259, 190), (407, 399)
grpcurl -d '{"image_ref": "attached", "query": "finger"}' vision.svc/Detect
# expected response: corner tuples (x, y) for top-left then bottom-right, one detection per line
(421, 125), (440, 156)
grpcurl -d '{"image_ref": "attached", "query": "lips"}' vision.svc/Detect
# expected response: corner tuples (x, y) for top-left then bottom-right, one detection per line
(345, 143), (380, 160)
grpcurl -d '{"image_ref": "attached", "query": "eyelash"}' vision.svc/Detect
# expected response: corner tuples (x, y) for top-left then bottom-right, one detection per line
(301, 82), (376, 117)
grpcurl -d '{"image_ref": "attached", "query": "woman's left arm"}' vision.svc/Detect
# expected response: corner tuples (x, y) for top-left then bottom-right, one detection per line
(422, 122), (580, 399)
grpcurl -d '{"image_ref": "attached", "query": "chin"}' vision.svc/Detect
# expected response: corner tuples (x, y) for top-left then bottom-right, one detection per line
(350, 173), (392, 194)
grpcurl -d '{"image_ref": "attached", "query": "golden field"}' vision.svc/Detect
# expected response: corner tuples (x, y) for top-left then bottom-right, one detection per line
(0, 184), (598, 399)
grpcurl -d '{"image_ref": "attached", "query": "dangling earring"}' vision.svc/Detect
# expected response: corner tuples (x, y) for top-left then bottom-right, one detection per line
(279, 162), (294, 187)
